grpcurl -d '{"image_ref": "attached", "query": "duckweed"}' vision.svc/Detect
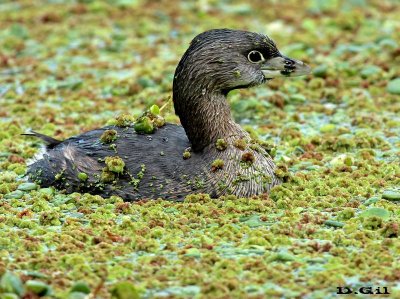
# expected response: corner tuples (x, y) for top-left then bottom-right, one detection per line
(153, 116), (166, 128)
(215, 139), (228, 151)
(105, 157), (125, 173)
(78, 172), (88, 181)
(1, 1), (400, 298)
(110, 282), (140, 299)
(114, 114), (135, 128)
(133, 116), (154, 134)
(101, 168), (116, 183)
(100, 130), (118, 144)
(149, 104), (160, 116)
(241, 152), (255, 164)
(211, 159), (224, 172)
(233, 138), (247, 150)
(183, 150), (191, 160)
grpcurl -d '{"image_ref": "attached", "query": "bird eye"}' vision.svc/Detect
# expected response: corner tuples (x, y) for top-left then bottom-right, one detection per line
(247, 50), (265, 63)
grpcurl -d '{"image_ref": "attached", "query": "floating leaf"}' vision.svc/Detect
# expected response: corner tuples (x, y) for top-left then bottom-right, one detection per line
(149, 104), (160, 115)
(134, 116), (154, 134)
(324, 220), (345, 228)
(360, 208), (390, 220)
(25, 280), (52, 296)
(382, 190), (400, 201)
(269, 251), (297, 262)
(387, 78), (400, 95)
(184, 248), (201, 258)
(239, 215), (272, 228)
(17, 182), (38, 191)
(4, 190), (24, 199)
(0, 272), (24, 296)
(364, 196), (380, 206)
(70, 281), (91, 294)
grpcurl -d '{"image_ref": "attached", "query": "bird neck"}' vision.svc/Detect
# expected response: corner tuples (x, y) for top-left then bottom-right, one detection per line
(173, 89), (247, 152)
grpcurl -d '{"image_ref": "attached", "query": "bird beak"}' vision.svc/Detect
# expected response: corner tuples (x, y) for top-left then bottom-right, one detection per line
(261, 55), (311, 79)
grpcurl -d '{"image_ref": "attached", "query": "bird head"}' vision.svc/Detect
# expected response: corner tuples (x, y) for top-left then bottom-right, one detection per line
(174, 29), (311, 94)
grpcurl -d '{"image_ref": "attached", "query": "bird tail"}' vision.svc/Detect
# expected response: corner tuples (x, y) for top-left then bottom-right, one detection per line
(21, 131), (62, 149)
(22, 131), (64, 187)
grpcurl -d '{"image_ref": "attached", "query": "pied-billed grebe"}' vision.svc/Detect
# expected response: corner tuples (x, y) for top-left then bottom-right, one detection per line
(25, 29), (310, 201)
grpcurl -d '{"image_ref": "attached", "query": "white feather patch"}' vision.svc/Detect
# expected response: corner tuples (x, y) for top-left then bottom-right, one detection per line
(26, 145), (47, 166)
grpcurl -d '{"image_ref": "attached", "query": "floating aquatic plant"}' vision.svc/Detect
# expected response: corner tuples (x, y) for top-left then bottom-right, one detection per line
(100, 129), (118, 144)
(211, 159), (224, 172)
(105, 156), (125, 173)
(1, 1), (399, 298)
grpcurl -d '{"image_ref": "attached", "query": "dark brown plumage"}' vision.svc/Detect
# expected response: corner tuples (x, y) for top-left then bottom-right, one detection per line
(25, 29), (310, 201)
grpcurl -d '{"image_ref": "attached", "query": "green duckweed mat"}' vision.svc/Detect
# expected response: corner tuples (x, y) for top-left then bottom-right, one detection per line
(0, 0), (399, 298)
